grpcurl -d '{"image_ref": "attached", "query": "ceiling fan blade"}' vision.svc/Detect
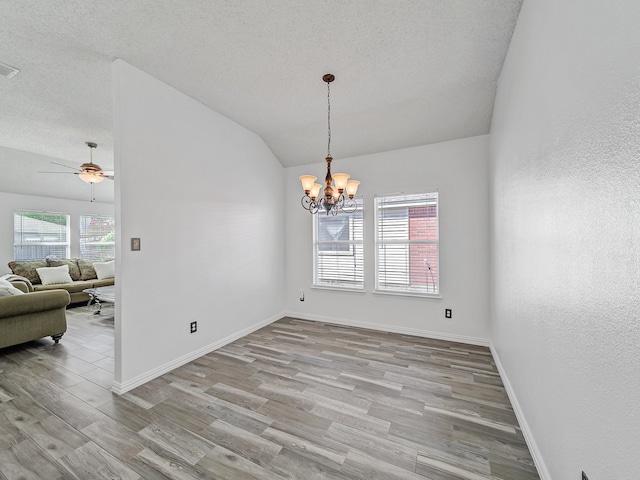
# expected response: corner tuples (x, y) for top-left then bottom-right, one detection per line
(50, 161), (81, 172)
(103, 174), (115, 180)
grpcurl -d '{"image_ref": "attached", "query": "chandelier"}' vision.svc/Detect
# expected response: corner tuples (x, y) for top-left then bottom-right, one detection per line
(299, 74), (360, 215)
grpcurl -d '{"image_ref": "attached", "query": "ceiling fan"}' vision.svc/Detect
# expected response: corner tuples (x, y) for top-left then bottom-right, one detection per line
(39, 142), (114, 184)
(39, 141), (114, 202)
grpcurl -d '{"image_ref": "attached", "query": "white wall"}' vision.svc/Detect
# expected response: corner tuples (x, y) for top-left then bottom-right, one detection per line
(285, 135), (491, 344)
(0, 191), (113, 273)
(112, 60), (285, 392)
(490, 0), (640, 478)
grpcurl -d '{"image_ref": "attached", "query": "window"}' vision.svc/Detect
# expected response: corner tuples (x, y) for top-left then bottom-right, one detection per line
(375, 193), (439, 296)
(80, 215), (115, 261)
(313, 198), (364, 289)
(13, 211), (70, 261)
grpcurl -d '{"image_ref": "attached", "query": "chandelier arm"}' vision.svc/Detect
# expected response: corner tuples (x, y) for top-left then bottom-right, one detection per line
(301, 195), (322, 214)
(341, 197), (358, 214)
(318, 197), (329, 215)
(301, 195), (315, 211)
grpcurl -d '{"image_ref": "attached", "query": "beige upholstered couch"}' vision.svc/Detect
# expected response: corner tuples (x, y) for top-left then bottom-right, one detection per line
(0, 279), (70, 349)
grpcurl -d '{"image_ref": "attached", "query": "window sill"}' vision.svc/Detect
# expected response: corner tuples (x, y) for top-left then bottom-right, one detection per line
(311, 285), (366, 293)
(373, 289), (441, 300)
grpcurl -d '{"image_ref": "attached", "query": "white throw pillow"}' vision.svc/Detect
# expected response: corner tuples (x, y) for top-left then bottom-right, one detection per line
(36, 264), (73, 285)
(93, 260), (115, 280)
(0, 278), (24, 296)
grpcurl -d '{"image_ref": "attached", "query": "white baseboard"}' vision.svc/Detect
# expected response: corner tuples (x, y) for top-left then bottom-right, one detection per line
(111, 312), (283, 395)
(490, 342), (551, 480)
(283, 310), (490, 347)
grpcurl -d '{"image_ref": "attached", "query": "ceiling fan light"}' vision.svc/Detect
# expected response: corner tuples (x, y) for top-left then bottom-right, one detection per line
(79, 171), (105, 184)
(78, 171), (92, 183)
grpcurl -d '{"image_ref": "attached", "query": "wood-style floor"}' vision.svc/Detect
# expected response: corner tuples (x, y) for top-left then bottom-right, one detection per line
(0, 306), (539, 479)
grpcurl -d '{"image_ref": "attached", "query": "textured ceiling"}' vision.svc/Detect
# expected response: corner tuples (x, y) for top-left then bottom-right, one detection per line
(0, 0), (522, 202)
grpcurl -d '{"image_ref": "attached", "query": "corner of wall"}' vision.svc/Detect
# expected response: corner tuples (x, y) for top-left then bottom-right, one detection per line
(489, 342), (551, 480)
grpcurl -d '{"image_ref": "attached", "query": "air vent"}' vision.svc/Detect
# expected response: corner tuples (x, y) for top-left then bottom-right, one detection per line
(0, 62), (20, 78)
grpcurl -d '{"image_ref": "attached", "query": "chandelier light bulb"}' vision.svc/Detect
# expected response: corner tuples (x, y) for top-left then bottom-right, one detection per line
(332, 173), (350, 191)
(346, 180), (360, 198)
(310, 183), (322, 200)
(299, 175), (317, 193)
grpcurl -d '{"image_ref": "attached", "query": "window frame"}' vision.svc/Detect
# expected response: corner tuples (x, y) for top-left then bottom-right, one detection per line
(374, 192), (440, 298)
(312, 197), (365, 291)
(13, 210), (71, 261)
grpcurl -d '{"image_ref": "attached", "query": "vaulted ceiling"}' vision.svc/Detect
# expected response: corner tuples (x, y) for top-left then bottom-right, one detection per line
(0, 0), (522, 202)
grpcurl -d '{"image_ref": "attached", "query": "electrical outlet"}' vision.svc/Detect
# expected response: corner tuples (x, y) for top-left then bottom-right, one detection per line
(190, 321), (197, 333)
(445, 309), (452, 319)
(582, 472), (588, 480)
(299, 289), (304, 301)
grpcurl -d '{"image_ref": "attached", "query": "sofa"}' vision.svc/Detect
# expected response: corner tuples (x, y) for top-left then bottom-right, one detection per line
(0, 278), (70, 349)
(7, 257), (114, 304)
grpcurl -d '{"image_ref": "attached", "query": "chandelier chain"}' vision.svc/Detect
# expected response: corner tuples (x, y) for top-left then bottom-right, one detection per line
(327, 80), (331, 158)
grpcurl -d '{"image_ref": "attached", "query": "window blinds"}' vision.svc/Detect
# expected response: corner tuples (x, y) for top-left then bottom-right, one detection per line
(313, 198), (364, 289)
(13, 211), (69, 261)
(375, 193), (439, 295)
(80, 215), (115, 261)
